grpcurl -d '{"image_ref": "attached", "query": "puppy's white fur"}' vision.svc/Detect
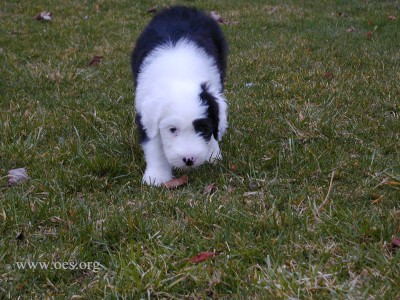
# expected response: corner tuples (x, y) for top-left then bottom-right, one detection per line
(135, 39), (227, 186)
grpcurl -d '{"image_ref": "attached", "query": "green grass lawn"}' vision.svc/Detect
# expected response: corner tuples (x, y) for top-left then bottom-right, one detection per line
(1, 0), (399, 298)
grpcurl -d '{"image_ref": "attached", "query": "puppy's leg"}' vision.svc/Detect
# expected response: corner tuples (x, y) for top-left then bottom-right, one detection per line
(207, 137), (222, 164)
(141, 137), (173, 186)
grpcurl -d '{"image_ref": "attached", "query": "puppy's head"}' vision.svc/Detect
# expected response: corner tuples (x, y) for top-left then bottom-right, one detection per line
(159, 115), (213, 169)
(158, 83), (223, 169)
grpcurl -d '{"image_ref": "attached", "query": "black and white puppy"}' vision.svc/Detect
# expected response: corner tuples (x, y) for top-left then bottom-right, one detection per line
(131, 6), (228, 186)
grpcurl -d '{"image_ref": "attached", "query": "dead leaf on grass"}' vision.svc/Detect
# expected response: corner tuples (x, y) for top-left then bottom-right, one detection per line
(163, 175), (188, 189)
(189, 251), (219, 264)
(392, 237), (400, 248)
(203, 183), (217, 195)
(35, 11), (52, 21)
(8, 168), (29, 186)
(88, 55), (104, 66)
(370, 193), (384, 204)
(366, 31), (373, 38)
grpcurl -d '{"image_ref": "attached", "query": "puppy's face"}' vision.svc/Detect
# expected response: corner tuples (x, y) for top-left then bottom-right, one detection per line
(159, 115), (213, 169)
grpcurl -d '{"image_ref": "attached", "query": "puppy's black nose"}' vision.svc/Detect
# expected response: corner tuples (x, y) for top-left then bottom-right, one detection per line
(183, 157), (194, 166)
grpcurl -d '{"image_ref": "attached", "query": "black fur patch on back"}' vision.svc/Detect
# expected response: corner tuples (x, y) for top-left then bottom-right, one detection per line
(131, 6), (227, 90)
(135, 114), (149, 144)
(199, 83), (219, 140)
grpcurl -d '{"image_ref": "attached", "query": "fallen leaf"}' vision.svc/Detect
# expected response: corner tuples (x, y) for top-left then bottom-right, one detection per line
(361, 268), (369, 276)
(35, 11), (52, 21)
(203, 183), (217, 194)
(370, 193), (384, 204)
(368, 19), (372, 25)
(189, 251), (218, 264)
(230, 163), (237, 172)
(8, 168), (29, 186)
(88, 55), (103, 66)
(366, 31), (373, 38)
(387, 15), (396, 20)
(163, 175), (188, 189)
(370, 193), (381, 200)
(392, 237), (400, 248)
(324, 72), (334, 79)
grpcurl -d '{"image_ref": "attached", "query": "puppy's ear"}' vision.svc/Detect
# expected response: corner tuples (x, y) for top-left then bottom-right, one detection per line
(139, 101), (165, 140)
(199, 83), (228, 141)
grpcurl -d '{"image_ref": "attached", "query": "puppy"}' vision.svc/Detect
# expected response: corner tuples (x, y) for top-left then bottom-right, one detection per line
(131, 6), (228, 186)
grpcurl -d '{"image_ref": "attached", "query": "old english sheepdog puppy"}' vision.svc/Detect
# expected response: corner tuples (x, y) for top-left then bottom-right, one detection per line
(131, 6), (228, 186)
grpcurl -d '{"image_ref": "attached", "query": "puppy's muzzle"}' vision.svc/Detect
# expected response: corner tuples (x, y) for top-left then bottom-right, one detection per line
(183, 157), (195, 166)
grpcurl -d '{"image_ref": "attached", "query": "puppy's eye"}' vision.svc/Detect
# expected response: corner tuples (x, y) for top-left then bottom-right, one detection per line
(170, 127), (177, 133)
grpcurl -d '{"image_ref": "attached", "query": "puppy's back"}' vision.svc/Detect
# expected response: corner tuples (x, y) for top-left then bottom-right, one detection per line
(131, 6), (227, 88)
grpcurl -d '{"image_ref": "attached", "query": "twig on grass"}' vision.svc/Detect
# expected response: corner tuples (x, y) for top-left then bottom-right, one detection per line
(318, 171), (335, 212)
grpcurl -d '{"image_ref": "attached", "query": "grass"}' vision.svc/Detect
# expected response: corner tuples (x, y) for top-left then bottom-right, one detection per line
(1, 0), (399, 298)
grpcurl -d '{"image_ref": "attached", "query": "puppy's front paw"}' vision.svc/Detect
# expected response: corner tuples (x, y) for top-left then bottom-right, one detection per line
(142, 168), (173, 186)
